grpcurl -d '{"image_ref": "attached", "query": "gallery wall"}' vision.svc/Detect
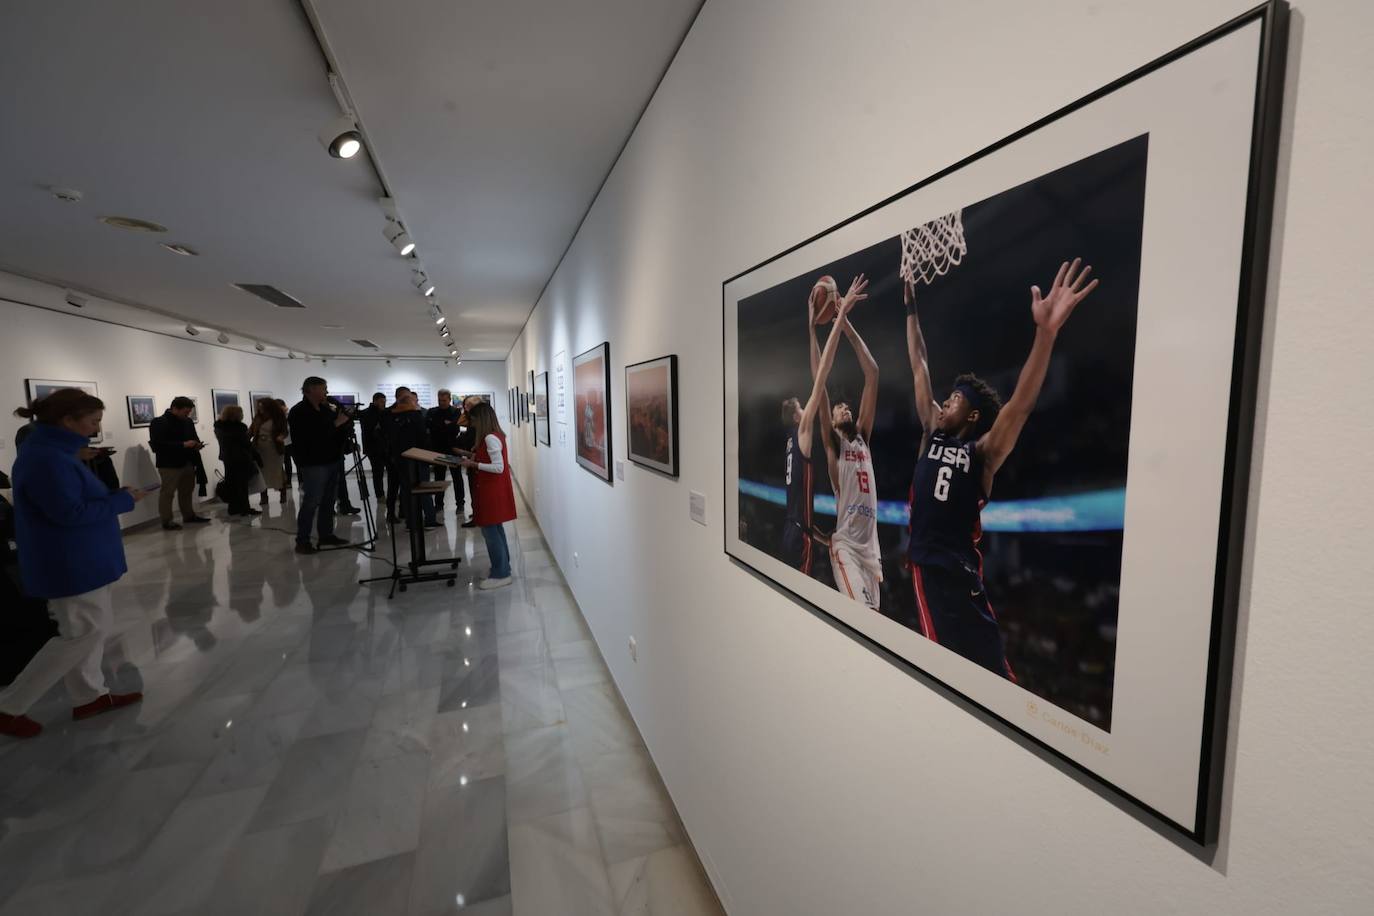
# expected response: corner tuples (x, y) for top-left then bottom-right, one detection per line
(314, 359), (511, 421)
(504, 1), (1374, 914)
(1, 270), (299, 529)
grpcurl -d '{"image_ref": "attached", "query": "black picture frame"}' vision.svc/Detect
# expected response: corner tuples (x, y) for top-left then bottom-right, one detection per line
(210, 388), (240, 420)
(625, 354), (679, 477)
(573, 342), (613, 482)
(720, 2), (1288, 845)
(536, 372), (551, 447)
(126, 395), (156, 429)
(24, 378), (102, 443)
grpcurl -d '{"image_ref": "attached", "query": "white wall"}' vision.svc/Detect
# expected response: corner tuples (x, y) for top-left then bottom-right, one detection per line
(504, 1), (1374, 914)
(1, 271), (298, 528)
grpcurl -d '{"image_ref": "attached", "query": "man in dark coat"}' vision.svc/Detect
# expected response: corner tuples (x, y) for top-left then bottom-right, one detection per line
(148, 397), (210, 530)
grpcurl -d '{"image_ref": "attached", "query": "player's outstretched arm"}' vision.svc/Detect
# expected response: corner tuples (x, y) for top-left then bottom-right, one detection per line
(979, 258), (1099, 474)
(838, 274), (878, 442)
(799, 299), (834, 460)
(903, 280), (940, 434)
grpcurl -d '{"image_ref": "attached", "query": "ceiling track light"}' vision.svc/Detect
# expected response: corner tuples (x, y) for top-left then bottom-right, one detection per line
(318, 113), (362, 159)
(288, 351), (297, 359)
(185, 324), (200, 336)
(254, 342), (266, 352)
(216, 331), (230, 344)
(412, 269), (435, 297)
(383, 219), (414, 257)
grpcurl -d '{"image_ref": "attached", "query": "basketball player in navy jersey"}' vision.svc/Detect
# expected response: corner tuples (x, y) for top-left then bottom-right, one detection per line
(779, 275), (869, 575)
(902, 257), (1098, 677)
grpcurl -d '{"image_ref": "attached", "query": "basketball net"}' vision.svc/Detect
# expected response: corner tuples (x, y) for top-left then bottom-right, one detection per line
(899, 210), (967, 289)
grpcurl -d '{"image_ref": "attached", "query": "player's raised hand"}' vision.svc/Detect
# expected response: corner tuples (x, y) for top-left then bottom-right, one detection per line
(1031, 258), (1098, 333)
(840, 274), (869, 316)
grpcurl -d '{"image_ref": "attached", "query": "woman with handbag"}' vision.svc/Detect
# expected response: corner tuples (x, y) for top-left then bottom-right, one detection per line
(250, 397), (287, 505)
(0, 389), (146, 739)
(454, 402), (517, 590)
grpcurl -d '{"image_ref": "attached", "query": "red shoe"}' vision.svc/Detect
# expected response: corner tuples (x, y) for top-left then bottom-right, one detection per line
(0, 712), (42, 739)
(72, 692), (143, 721)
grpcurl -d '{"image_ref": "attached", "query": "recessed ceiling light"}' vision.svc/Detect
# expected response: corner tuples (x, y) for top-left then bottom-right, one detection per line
(321, 324), (344, 329)
(161, 243), (199, 256)
(100, 215), (167, 233)
(49, 186), (83, 203)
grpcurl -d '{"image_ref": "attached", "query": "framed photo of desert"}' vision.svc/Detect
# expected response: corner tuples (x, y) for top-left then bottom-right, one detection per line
(625, 355), (678, 476)
(535, 373), (551, 447)
(126, 395), (156, 428)
(211, 389), (240, 419)
(721, 3), (1287, 843)
(573, 342), (612, 481)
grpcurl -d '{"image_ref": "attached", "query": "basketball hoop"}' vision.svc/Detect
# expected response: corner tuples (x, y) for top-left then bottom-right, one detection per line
(899, 210), (967, 289)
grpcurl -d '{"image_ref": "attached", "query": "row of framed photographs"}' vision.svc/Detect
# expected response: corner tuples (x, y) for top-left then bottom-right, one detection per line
(23, 379), (277, 431)
(512, 343), (680, 481)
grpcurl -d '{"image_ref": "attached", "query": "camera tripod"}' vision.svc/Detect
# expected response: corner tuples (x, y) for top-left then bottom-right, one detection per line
(319, 434), (377, 552)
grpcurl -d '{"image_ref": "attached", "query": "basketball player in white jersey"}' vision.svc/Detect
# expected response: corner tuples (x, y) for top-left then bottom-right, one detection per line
(812, 280), (883, 610)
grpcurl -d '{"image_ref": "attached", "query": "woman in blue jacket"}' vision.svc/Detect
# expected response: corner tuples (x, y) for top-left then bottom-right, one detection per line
(0, 389), (147, 739)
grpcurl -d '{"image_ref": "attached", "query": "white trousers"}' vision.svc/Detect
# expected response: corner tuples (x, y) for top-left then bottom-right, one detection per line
(0, 584), (112, 715)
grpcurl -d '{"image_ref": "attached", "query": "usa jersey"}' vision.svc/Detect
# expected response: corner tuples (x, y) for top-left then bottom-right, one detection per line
(831, 433), (880, 571)
(908, 431), (985, 574)
(784, 427), (813, 530)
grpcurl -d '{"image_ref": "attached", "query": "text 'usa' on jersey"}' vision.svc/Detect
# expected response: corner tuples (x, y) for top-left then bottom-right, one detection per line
(908, 431), (986, 575)
(784, 429), (813, 529)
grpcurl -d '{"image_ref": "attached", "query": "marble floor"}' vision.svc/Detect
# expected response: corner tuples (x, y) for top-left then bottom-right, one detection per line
(0, 481), (723, 916)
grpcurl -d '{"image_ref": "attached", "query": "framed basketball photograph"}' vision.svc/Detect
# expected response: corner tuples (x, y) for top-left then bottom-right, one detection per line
(625, 355), (678, 477)
(536, 372), (551, 447)
(25, 378), (103, 442)
(722, 3), (1288, 843)
(126, 395), (156, 428)
(211, 388), (240, 419)
(574, 342), (612, 482)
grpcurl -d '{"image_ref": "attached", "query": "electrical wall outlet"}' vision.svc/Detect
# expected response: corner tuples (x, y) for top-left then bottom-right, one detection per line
(628, 636), (638, 662)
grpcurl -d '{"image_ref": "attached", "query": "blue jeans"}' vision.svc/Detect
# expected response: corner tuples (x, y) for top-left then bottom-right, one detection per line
(296, 463), (339, 543)
(481, 524), (510, 579)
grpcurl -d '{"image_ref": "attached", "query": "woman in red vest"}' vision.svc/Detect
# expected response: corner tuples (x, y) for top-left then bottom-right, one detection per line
(456, 402), (517, 589)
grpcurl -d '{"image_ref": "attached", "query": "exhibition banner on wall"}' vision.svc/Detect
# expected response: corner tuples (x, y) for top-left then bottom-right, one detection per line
(721, 3), (1287, 842)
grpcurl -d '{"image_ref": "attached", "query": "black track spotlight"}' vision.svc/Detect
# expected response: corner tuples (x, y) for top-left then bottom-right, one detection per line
(185, 324), (200, 337)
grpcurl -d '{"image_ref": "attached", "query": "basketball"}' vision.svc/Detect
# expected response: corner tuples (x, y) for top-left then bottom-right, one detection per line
(810, 275), (839, 324)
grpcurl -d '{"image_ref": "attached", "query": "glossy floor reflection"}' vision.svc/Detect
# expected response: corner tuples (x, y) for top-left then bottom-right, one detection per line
(0, 483), (723, 916)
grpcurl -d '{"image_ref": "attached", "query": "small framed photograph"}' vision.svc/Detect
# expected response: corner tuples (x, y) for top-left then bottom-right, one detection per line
(249, 390), (274, 407)
(211, 389), (240, 419)
(536, 373), (551, 446)
(126, 395), (156, 428)
(25, 379), (101, 442)
(625, 355), (678, 476)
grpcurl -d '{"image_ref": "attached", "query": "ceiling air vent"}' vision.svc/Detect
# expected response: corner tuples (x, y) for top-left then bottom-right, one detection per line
(233, 283), (305, 308)
(350, 338), (380, 349)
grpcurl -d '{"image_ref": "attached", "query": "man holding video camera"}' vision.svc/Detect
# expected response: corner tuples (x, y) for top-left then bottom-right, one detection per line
(287, 377), (352, 555)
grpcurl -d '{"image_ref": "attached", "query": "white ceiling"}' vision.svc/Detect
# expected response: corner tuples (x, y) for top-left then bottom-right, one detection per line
(0, 0), (701, 360)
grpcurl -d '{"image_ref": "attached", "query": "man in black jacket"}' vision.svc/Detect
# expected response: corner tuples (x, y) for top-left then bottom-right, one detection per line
(426, 389), (462, 516)
(358, 392), (388, 500)
(385, 388), (439, 529)
(288, 377), (352, 554)
(149, 397), (210, 531)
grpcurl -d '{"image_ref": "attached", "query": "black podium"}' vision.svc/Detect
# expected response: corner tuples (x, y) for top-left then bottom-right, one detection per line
(358, 451), (460, 597)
